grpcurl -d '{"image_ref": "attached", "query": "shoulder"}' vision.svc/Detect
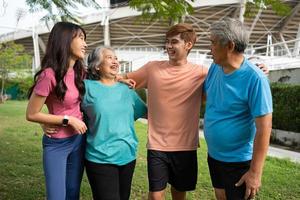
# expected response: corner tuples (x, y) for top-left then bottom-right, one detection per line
(117, 82), (132, 91)
(83, 79), (99, 90)
(36, 68), (56, 85)
(192, 63), (209, 75)
(40, 68), (55, 79)
(207, 63), (219, 75)
(146, 60), (168, 69)
(243, 59), (267, 79)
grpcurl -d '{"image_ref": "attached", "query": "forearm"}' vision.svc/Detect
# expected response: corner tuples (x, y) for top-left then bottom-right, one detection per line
(26, 112), (65, 125)
(250, 114), (272, 175)
(26, 93), (68, 126)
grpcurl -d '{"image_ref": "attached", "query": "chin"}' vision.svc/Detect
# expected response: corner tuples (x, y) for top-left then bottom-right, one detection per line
(76, 55), (85, 60)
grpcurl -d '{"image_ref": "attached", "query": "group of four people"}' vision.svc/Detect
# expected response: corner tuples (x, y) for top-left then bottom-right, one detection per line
(26, 17), (272, 200)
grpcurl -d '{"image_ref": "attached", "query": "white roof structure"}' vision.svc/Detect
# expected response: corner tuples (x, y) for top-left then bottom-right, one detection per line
(0, 0), (299, 71)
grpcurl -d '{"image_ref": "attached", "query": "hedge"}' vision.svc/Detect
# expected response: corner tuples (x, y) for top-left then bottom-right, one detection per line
(271, 83), (300, 133)
(135, 88), (147, 103)
(4, 76), (33, 100)
(4, 77), (148, 102)
(3, 77), (299, 133)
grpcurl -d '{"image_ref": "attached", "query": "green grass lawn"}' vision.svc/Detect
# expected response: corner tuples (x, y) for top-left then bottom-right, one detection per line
(0, 101), (300, 200)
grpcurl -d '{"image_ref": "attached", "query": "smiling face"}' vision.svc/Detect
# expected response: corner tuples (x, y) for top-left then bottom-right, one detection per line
(98, 49), (119, 79)
(70, 30), (87, 60)
(165, 34), (192, 63)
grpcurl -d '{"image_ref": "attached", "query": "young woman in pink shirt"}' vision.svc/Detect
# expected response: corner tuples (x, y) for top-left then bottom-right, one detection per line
(26, 22), (87, 200)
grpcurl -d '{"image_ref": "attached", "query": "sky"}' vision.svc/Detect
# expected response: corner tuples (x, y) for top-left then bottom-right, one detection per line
(0, 0), (105, 35)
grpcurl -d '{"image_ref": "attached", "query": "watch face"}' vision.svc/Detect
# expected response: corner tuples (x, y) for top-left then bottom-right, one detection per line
(62, 116), (69, 126)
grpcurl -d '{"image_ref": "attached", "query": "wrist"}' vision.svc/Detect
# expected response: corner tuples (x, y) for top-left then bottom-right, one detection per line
(249, 166), (263, 176)
(62, 115), (69, 127)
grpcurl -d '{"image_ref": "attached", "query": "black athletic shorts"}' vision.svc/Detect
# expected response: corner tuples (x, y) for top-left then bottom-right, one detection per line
(207, 154), (251, 200)
(147, 150), (198, 192)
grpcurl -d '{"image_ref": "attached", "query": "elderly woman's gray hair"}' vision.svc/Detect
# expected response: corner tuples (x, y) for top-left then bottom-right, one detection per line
(86, 46), (115, 80)
(210, 18), (250, 53)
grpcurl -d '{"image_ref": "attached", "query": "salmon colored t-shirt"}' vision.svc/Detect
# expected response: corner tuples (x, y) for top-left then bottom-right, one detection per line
(128, 61), (208, 151)
(33, 68), (83, 138)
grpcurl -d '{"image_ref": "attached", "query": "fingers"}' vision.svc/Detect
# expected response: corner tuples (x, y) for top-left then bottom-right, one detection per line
(76, 122), (87, 134)
(244, 187), (251, 200)
(235, 177), (244, 187)
(257, 64), (269, 75)
(78, 124), (87, 134)
(129, 80), (136, 88)
(245, 188), (257, 200)
(46, 127), (59, 134)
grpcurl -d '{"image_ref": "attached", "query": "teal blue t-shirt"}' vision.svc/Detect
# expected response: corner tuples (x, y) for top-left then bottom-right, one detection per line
(81, 80), (147, 165)
(204, 59), (273, 162)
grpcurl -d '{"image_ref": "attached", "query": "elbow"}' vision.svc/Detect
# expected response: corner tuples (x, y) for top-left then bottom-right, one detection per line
(26, 112), (35, 122)
(26, 114), (32, 122)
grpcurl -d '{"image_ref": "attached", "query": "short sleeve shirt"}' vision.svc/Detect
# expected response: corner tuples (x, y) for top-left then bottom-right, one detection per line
(82, 80), (147, 165)
(33, 68), (83, 138)
(204, 59), (273, 162)
(128, 61), (208, 151)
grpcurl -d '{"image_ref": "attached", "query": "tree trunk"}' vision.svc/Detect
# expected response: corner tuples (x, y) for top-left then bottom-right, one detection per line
(1, 72), (6, 103)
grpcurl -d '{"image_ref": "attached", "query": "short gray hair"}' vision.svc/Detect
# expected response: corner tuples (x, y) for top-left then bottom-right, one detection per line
(86, 46), (115, 80)
(210, 18), (250, 53)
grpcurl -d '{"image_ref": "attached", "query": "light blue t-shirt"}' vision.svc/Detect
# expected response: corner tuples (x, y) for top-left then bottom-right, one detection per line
(204, 59), (273, 162)
(81, 80), (147, 165)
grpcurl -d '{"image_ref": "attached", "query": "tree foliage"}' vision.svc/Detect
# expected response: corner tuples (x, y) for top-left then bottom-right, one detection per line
(0, 42), (31, 102)
(128, 0), (194, 23)
(25, 0), (101, 23)
(246, 0), (291, 18)
(24, 0), (291, 24)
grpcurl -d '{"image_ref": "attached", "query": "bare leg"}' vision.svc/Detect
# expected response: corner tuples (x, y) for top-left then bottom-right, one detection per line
(148, 190), (165, 200)
(171, 186), (186, 200)
(214, 188), (226, 200)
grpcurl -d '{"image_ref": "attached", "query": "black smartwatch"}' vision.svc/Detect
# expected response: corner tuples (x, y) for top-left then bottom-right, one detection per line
(62, 115), (69, 127)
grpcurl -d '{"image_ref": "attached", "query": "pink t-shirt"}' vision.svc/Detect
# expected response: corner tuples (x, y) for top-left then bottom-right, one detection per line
(33, 68), (83, 138)
(128, 61), (208, 151)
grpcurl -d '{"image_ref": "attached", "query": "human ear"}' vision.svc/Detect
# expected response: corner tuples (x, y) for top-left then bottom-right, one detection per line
(227, 41), (235, 52)
(185, 41), (193, 51)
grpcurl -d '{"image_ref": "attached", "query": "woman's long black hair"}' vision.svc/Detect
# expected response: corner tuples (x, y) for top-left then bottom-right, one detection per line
(28, 22), (86, 101)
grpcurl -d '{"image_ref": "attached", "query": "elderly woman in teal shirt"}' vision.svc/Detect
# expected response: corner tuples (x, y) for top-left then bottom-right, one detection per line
(81, 47), (147, 200)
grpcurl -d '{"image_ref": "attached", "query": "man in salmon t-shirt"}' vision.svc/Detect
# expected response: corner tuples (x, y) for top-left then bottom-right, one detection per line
(123, 23), (208, 200)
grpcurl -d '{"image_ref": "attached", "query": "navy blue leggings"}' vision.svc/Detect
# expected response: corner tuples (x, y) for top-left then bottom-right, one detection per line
(42, 134), (85, 200)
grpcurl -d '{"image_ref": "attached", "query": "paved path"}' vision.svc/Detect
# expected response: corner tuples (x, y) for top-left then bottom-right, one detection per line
(268, 146), (300, 163)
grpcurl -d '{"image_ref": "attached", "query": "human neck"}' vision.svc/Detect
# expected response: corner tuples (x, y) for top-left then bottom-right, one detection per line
(221, 53), (244, 74)
(99, 76), (117, 85)
(168, 58), (188, 66)
(68, 58), (75, 70)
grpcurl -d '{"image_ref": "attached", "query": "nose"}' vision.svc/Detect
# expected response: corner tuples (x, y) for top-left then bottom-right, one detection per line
(112, 58), (118, 64)
(165, 41), (172, 49)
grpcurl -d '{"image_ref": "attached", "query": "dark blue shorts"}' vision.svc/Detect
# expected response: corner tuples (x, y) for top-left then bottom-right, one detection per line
(207, 154), (251, 200)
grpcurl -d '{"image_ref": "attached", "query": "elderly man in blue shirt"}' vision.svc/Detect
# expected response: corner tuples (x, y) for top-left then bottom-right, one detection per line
(204, 18), (273, 200)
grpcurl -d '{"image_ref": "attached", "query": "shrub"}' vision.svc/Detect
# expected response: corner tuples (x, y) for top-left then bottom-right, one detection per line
(4, 76), (33, 100)
(135, 88), (147, 103)
(271, 83), (300, 132)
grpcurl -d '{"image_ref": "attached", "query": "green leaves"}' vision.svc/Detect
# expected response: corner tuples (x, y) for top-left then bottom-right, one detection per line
(0, 42), (31, 98)
(245, 0), (291, 18)
(128, 0), (194, 23)
(24, 0), (291, 25)
(25, 0), (101, 23)
(0, 42), (31, 72)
